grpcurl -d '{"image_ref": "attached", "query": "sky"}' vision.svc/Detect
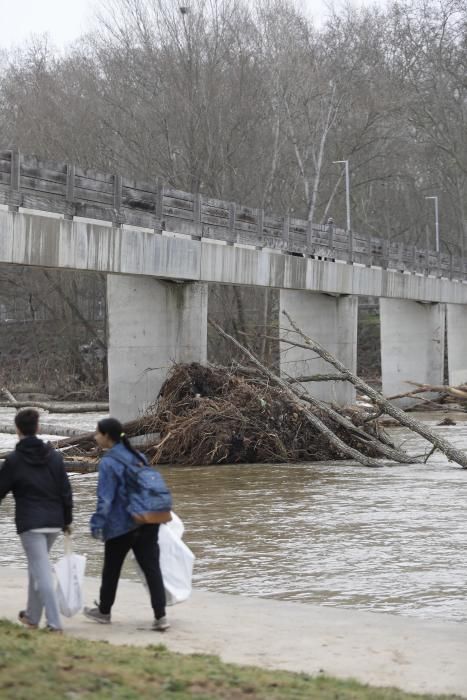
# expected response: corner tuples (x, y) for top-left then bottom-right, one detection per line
(0, 0), (378, 52)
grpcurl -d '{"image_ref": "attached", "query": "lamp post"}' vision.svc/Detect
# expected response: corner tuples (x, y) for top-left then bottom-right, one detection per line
(333, 159), (351, 231)
(425, 195), (439, 253)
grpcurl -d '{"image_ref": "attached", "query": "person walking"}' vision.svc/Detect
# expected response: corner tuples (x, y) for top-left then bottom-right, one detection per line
(0, 408), (73, 632)
(83, 417), (169, 631)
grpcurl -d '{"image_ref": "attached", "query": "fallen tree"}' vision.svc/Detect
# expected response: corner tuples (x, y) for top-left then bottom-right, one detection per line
(281, 310), (467, 469)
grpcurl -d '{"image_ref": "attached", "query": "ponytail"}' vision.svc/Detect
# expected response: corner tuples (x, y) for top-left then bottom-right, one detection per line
(97, 417), (142, 461)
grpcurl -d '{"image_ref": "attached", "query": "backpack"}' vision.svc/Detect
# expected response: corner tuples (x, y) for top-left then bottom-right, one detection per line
(124, 457), (173, 525)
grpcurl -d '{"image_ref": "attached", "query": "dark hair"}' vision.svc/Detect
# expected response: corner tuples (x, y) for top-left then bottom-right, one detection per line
(15, 408), (40, 436)
(97, 417), (141, 460)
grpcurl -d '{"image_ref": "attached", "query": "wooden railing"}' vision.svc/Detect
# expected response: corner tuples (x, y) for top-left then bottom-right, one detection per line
(0, 148), (466, 281)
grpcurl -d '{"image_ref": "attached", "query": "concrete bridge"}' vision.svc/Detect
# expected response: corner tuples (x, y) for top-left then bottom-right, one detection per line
(0, 149), (466, 419)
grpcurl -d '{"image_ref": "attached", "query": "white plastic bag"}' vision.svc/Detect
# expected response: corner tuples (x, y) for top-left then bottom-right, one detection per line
(133, 512), (195, 605)
(54, 535), (87, 618)
(159, 517), (195, 605)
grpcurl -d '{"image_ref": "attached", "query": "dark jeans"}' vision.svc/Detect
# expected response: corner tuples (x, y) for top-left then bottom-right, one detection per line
(99, 524), (166, 619)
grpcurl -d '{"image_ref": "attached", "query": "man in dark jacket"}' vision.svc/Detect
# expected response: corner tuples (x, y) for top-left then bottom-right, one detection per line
(0, 408), (73, 632)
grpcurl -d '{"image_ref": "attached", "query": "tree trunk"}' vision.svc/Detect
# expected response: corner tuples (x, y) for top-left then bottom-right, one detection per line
(282, 310), (467, 468)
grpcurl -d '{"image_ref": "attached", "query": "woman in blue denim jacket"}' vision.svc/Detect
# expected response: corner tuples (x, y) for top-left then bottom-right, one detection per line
(84, 417), (169, 631)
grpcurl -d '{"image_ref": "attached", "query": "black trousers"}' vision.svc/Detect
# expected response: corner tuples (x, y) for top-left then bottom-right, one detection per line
(99, 524), (166, 618)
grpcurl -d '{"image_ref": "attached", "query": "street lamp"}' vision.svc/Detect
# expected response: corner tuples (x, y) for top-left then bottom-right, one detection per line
(425, 196), (439, 253)
(333, 159), (351, 231)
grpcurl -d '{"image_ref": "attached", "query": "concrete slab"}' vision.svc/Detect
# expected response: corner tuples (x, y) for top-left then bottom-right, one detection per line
(0, 567), (465, 697)
(2, 210), (467, 303)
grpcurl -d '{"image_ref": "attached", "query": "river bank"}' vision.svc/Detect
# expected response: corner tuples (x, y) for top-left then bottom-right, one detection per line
(0, 568), (465, 698)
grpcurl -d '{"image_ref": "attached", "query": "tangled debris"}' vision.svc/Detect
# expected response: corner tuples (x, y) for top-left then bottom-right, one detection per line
(143, 363), (390, 464)
(56, 363), (399, 467)
(54, 316), (467, 470)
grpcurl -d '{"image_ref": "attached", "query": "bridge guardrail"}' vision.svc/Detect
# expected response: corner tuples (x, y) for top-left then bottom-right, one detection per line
(0, 148), (465, 281)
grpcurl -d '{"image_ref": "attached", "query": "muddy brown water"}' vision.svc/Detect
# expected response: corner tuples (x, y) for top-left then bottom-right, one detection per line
(0, 412), (466, 623)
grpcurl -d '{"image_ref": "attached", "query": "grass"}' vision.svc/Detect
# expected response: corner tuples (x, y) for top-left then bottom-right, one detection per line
(0, 619), (461, 700)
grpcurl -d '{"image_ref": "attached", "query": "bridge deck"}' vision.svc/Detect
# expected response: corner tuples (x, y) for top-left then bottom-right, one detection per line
(0, 148), (466, 281)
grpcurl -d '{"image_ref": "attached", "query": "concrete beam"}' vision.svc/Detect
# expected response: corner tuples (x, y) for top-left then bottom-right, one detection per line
(446, 304), (467, 385)
(107, 275), (207, 421)
(0, 210), (200, 280)
(1, 209), (467, 304)
(380, 299), (445, 406)
(201, 243), (467, 304)
(280, 291), (358, 406)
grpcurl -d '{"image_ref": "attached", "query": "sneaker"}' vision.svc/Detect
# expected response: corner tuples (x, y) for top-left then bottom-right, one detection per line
(18, 610), (38, 630)
(45, 626), (63, 634)
(83, 601), (111, 624)
(152, 616), (170, 632)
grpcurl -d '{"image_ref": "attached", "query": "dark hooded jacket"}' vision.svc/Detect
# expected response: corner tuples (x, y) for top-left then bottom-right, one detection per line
(0, 436), (73, 534)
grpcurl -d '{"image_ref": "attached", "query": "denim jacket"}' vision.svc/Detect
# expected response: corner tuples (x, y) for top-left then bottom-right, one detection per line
(90, 443), (143, 541)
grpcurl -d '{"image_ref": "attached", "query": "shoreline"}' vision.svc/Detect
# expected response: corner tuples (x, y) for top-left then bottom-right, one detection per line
(0, 567), (465, 697)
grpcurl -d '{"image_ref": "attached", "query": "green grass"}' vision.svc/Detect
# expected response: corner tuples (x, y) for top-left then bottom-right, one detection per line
(0, 619), (461, 700)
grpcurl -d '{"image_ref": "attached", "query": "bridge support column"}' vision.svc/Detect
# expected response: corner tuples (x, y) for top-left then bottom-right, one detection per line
(380, 299), (445, 406)
(447, 304), (467, 385)
(280, 291), (358, 406)
(107, 275), (208, 421)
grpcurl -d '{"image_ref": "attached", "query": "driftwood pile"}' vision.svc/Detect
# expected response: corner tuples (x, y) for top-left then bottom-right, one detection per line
(54, 313), (467, 470)
(56, 362), (391, 466)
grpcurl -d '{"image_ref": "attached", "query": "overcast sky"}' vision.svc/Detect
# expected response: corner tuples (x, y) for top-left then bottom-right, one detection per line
(0, 0), (375, 52)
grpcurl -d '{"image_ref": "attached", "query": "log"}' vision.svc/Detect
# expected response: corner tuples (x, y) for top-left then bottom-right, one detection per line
(52, 417), (146, 450)
(406, 382), (467, 400)
(64, 460), (98, 473)
(228, 364), (344, 383)
(0, 401), (109, 413)
(282, 310), (467, 469)
(386, 383), (467, 401)
(288, 373), (347, 383)
(209, 321), (387, 468)
(0, 421), (91, 437)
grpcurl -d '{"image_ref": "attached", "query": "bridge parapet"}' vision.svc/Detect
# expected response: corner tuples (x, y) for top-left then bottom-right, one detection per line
(0, 148), (466, 281)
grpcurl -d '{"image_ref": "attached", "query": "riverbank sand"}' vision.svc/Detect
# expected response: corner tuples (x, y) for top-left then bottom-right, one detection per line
(0, 567), (465, 697)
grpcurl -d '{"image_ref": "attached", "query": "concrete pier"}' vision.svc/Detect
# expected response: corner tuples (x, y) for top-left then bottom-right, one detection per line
(107, 275), (208, 421)
(0, 568), (465, 697)
(447, 304), (467, 386)
(280, 291), (357, 405)
(380, 299), (445, 406)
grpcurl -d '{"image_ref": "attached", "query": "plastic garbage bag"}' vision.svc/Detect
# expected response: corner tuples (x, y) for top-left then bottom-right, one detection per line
(159, 517), (195, 605)
(133, 512), (194, 605)
(54, 535), (87, 617)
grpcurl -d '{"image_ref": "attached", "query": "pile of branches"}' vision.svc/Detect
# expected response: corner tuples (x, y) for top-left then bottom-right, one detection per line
(135, 363), (388, 465)
(54, 314), (467, 470)
(56, 362), (410, 468)
(56, 363), (387, 466)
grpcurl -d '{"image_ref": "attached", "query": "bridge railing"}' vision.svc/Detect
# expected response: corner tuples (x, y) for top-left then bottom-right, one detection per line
(0, 148), (466, 281)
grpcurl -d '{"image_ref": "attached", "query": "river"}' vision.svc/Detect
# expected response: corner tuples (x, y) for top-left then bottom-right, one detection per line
(0, 410), (466, 624)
